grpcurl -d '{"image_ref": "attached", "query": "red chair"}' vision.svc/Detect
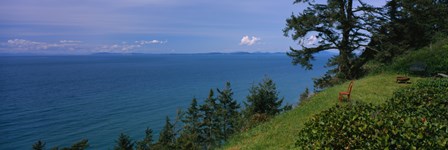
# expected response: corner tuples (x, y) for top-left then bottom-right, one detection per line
(338, 81), (354, 103)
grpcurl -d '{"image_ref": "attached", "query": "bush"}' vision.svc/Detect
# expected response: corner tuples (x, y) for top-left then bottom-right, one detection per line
(390, 38), (448, 75)
(296, 79), (448, 149)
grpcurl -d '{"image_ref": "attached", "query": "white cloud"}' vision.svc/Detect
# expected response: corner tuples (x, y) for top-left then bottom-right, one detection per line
(60, 40), (82, 43)
(100, 44), (142, 52)
(0, 39), (81, 53)
(2, 39), (165, 53)
(135, 40), (166, 45)
(307, 35), (317, 45)
(240, 35), (260, 46)
(4, 39), (81, 51)
(98, 39), (167, 52)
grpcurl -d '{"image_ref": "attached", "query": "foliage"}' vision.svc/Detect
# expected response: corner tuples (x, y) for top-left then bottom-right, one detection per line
(33, 139), (89, 150)
(368, 0), (448, 63)
(64, 139), (89, 150)
(136, 128), (153, 150)
(298, 87), (310, 106)
(114, 133), (134, 150)
(296, 78), (448, 149)
(33, 140), (45, 150)
(178, 98), (202, 150)
(244, 78), (285, 116)
(284, 0), (382, 79)
(199, 89), (221, 149)
(390, 38), (448, 75)
(312, 73), (344, 92)
(154, 117), (176, 150)
(216, 82), (241, 141)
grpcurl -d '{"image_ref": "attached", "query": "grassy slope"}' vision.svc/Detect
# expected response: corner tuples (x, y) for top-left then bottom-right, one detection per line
(224, 73), (420, 150)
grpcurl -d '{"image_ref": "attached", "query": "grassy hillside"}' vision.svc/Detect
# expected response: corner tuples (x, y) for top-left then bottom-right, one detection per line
(224, 73), (421, 149)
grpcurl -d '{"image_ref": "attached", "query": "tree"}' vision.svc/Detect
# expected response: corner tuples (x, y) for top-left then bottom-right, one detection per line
(155, 116), (176, 150)
(245, 78), (285, 116)
(33, 140), (45, 150)
(298, 87), (310, 105)
(369, 0), (448, 63)
(216, 82), (241, 141)
(284, 0), (382, 79)
(136, 128), (153, 150)
(114, 133), (134, 150)
(65, 139), (89, 150)
(199, 89), (220, 149)
(33, 139), (89, 150)
(178, 98), (202, 150)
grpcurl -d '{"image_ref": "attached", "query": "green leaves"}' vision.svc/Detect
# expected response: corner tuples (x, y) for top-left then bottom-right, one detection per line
(114, 133), (134, 150)
(296, 78), (448, 149)
(285, 0), (381, 79)
(245, 77), (285, 117)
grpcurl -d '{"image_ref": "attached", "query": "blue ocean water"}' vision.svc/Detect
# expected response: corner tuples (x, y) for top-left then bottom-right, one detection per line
(0, 53), (329, 149)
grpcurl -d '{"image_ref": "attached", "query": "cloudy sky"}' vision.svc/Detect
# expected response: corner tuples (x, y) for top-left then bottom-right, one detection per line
(0, 0), (386, 55)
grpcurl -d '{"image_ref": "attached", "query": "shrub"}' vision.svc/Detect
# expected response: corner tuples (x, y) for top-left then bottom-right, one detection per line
(390, 38), (448, 75)
(296, 79), (448, 149)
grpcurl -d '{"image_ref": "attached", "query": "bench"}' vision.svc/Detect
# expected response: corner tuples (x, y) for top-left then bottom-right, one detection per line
(396, 76), (411, 84)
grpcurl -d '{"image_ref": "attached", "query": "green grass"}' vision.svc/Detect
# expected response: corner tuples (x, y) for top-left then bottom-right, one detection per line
(224, 73), (421, 150)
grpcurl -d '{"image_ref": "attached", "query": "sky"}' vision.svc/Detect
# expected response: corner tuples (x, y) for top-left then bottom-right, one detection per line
(0, 0), (386, 55)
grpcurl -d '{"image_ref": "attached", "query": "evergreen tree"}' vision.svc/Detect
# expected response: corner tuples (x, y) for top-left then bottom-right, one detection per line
(369, 0), (448, 63)
(136, 128), (153, 150)
(216, 82), (241, 141)
(155, 116), (176, 150)
(299, 87), (310, 104)
(33, 139), (89, 150)
(114, 133), (134, 150)
(66, 139), (89, 150)
(33, 140), (45, 150)
(199, 89), (220, 149)
(245, 78), (284, 116)
(178, 98), (202, 150)
(284, 0), (382, 79)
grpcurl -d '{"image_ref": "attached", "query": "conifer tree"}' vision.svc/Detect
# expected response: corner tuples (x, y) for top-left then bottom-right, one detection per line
(136, 128), (153, 150)
(178, 98), (202, 149)
(33, 140), (45, 150)
(216, 82), (240, 141)
(199, 89), (220, 149)
(67, 139), (89, 150)
(299, 87), (310, 104)
(155, 116), (176, 150)
(284, 0), (382, 79)
(114, 133), (134, 150)
(33, 139), (89, 150)
(245, 78), (284, 116)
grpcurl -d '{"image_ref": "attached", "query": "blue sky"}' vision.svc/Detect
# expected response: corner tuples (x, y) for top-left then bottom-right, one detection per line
(0, 0), (386, 55)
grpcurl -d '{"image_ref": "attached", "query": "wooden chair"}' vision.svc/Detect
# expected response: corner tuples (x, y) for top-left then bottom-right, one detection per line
(338, 81), (354, 103)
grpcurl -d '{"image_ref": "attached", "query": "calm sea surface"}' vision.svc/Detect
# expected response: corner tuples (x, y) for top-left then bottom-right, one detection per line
(0, 53), (329, 149)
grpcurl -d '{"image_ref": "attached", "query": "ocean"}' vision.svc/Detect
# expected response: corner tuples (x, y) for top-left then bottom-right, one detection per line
(0, 53), (330, 149)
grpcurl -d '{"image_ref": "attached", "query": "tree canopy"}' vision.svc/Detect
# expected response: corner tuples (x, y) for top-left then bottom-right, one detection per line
(284, 0), (383, 79)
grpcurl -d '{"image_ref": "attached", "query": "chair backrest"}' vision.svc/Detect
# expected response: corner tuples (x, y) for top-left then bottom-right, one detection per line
(347, 81), (354, 93)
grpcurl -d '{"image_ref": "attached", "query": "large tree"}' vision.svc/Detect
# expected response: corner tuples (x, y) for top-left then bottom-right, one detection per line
(369, 0), (448, 63)
(178, 98), (202, 150)
(284, 0), (382, 79)
(199, 90), (220, 149)
(155, 117), (176, 150)
(216, 82), (240, 141)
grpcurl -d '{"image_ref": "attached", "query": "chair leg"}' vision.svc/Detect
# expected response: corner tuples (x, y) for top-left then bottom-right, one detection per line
(338, 94), (342, 103)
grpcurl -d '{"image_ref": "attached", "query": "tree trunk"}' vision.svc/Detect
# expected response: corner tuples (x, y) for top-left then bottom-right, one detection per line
(338, 0), (354, 80)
